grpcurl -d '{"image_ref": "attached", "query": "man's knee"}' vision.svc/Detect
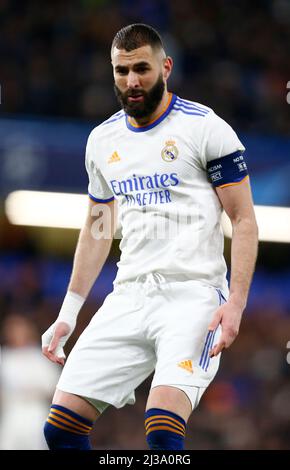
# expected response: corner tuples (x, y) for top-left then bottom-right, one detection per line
(44, 404), (94, 450)
(147, 385), (206, 419)
(172, 385), (206, 411)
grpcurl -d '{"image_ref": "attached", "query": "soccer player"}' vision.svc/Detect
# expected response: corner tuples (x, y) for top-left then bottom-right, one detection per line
(42, 24), (258, 450)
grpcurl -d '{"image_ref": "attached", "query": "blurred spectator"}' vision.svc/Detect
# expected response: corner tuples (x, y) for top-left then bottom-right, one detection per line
(0, 314), (60, 449)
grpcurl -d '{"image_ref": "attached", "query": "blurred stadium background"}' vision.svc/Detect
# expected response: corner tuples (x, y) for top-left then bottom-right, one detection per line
(1, 0), (290, 449)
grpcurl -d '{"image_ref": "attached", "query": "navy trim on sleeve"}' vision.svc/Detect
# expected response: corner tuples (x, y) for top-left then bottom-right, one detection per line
(88, 193), (114, 203)
(206, 150), (248, 187)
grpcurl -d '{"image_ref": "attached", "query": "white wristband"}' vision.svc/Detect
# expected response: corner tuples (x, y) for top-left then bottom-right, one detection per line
(41, 291), (85, 358)
(57, 291), (85, 328)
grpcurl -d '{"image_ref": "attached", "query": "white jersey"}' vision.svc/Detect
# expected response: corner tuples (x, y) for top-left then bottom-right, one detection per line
(85, 93), (245, 291)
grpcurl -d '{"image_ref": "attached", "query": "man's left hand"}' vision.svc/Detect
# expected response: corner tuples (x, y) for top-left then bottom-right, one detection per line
(208, 300), (244, 357)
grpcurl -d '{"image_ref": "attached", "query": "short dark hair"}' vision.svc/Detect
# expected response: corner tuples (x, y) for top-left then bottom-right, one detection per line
(111, 23), (164, 53)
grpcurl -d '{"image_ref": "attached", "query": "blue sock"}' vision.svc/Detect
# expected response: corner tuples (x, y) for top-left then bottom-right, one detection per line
(145, 408), (186, 450)
(44, 404), (93, 450)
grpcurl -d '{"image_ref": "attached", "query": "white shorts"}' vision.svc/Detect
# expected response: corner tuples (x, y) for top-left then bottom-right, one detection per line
(57, 274), (227, 412)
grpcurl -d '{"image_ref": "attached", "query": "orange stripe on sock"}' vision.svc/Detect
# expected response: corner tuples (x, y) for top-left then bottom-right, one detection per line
(50, 408), (92, 431)
(146, 425), (185, 437)
(48, 413), (91, 434)
(145, 419), (185, 433)
(145, 415), (185, 430)
(46, 418), (88, 435)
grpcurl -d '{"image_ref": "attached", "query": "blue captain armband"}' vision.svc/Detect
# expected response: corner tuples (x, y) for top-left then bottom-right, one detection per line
(206, 150), (248, 188)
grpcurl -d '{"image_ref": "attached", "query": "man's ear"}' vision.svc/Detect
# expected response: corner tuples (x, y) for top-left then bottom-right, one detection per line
(163, 56), (173, 81)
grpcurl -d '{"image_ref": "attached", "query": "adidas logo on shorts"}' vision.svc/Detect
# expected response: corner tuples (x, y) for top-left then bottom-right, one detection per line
(178, 360), (193, 373)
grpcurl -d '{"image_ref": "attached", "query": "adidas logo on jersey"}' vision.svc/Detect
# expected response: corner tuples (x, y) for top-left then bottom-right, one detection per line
(178, 360), (193, 373)
(108, 151), (121, 163)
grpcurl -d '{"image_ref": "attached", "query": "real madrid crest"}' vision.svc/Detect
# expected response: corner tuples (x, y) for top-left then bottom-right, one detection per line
(161, 139), (178, 162)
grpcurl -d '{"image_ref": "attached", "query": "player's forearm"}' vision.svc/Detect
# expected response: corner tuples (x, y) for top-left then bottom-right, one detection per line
(228, 216), (258, 310)
(67, 199), (116, 299)
(67, 223), (113, 299)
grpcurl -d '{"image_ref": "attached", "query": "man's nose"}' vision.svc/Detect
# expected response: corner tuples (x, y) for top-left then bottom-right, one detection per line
(127, 71), (140, 88)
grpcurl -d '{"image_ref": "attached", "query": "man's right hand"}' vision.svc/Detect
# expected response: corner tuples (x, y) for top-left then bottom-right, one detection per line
(42, 321), (73, 366)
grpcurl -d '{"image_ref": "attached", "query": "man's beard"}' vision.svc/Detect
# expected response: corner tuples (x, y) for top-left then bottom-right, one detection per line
(114, 74), (165, 119)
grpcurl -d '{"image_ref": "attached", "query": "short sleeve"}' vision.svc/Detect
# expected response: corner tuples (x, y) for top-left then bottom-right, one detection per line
(200, 112), (248, 187)
(85, 132), (114, 203)
(201, 112), (245, 164)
